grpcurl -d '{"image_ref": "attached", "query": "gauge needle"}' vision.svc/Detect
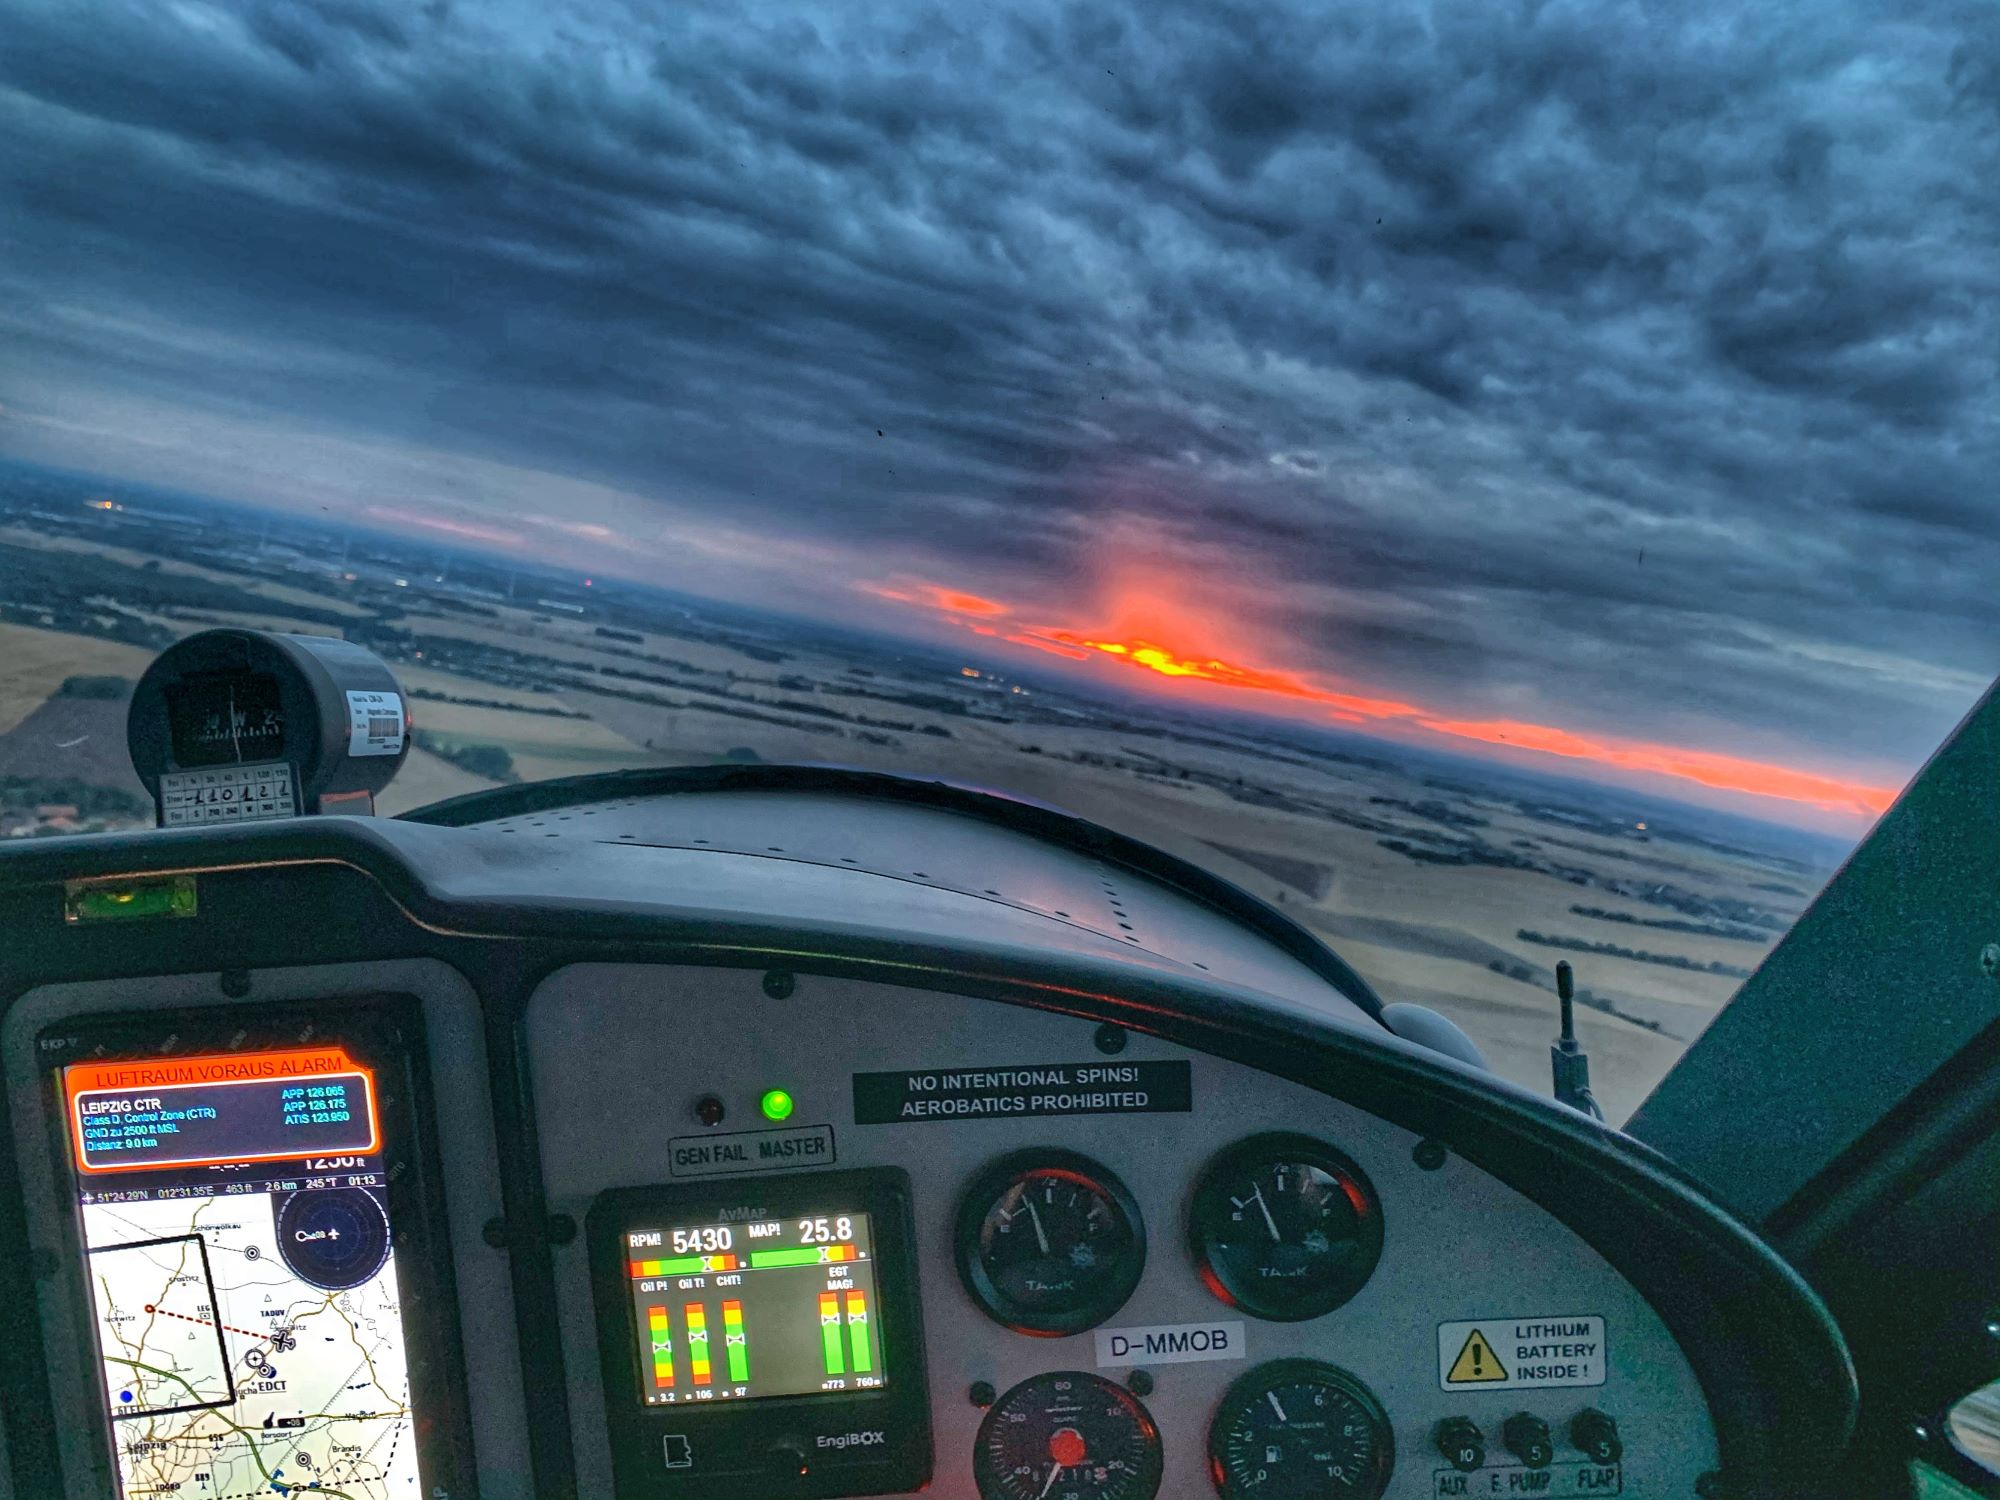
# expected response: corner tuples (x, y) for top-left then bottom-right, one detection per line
(1267, 1389), (1289, 1422)
(1039, 1463), (1064, 1499)
(1252, 1184), (1281, 1243)
(1026, 1198), (1052, 1255)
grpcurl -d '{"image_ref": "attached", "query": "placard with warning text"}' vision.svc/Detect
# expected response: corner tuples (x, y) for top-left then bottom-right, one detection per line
(852, 1060), (1192, 1124)
(1436, 1314), (1607, 1390)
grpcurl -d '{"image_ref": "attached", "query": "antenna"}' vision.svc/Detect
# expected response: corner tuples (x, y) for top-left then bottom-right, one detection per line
(1551, 961), (1603, 1120)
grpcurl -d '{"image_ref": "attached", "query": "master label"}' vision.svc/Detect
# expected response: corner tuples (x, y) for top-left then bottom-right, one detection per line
(666, 1125), (837, 1177)
(852, 1061), (1191, 1124)
(1438, 1315), (1606, 1390)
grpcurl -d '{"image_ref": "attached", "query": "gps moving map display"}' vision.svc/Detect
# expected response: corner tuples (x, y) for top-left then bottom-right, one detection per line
(58, 1041), (424, 1500)
(625, 1212), (887, 1403)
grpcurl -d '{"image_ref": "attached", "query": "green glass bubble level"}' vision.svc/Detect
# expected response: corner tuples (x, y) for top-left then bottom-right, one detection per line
(63, 875), (198, 925)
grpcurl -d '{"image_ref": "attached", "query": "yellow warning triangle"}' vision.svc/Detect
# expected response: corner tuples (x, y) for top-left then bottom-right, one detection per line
(1447, 1328), (1508, 1384)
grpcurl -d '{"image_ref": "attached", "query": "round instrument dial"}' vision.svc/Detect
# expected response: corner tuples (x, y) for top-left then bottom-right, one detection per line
(975, 1370), (1163, 1500)
(275, 1188), (391, 1291)
(1207, 1360), (1393, 1500)
(1190, 1134), (1383, 1321)
(957, 1150), (1145, 1335)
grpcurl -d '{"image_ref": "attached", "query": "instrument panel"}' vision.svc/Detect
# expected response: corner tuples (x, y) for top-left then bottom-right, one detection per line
(0, 778), (1853, 1500)
(6, 960), (1711, 1500)
(529, 963), (1712, 1499)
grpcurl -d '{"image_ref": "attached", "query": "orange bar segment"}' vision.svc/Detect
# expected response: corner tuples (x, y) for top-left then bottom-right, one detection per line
(647, 1304), (674, 1389)
(685, 1303), (711, 1385)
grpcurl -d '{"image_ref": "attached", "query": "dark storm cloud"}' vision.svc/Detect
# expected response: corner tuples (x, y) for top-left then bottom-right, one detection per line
(0, 0), (1994, 770)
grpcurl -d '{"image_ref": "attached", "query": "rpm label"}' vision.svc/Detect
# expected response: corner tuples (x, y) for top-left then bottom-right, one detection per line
(1438, 1315), (1605, 1390)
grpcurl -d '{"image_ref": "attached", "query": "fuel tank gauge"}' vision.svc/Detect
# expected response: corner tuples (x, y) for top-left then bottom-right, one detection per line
(1208, 1359), (1393, 1500)
(1190, 1134), (1384, 1321)
(957, 1149), (1145, 1334)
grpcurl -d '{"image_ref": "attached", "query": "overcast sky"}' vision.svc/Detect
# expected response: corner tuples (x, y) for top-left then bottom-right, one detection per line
(1, 0), (1995, 811)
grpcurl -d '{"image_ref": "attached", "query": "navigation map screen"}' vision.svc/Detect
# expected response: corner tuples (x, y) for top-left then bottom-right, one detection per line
(625, 1211), (888, 1404)
(62, 1046), (421, 1500)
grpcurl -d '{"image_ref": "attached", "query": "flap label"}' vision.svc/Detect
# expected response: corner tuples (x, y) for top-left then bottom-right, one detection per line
(1434, 1464), (1621, 1496)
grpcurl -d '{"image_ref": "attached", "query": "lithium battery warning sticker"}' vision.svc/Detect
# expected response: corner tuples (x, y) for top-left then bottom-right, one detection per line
(1438, 1315), (1606, 1390)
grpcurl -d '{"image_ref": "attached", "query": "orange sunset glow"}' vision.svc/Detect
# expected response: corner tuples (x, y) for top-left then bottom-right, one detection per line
(860, 576), (1901, 822)
(859, 580), (1011, 617)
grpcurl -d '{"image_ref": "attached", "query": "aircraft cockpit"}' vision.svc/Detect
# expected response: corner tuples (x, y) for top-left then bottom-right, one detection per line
(1, 628), (1995, 1500)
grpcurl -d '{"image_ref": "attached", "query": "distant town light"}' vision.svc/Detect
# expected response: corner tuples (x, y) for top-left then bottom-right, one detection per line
(960, 667), (979, 678)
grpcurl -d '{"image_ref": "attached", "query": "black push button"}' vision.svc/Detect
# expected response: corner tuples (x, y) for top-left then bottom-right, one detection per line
(1435, 1416), (1486, 1471)
(1570, 1408), (1622, 1464)
(769, 1436), (810, 1476)
(1503, 1412), (1554, 1469)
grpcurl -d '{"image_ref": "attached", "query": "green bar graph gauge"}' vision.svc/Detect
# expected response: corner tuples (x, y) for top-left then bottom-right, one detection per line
(685, 1303), (712, 1386)
(818, 1291), (846, 1375)
(845, 1290), (872, 1374)
(722, 1299), (749, 1383)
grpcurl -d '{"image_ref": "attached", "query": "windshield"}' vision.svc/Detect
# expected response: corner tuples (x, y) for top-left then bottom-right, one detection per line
(2, 0), (1994, 1125)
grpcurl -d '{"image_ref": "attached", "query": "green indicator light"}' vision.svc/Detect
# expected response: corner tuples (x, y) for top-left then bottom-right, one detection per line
(759, 1088), (795, 1122)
